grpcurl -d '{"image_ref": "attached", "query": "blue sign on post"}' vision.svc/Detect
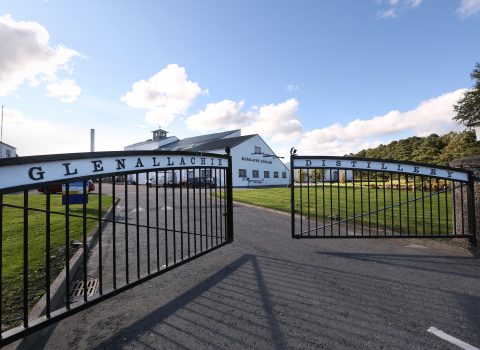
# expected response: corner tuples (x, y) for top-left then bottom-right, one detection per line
(62, 181), (88, 205)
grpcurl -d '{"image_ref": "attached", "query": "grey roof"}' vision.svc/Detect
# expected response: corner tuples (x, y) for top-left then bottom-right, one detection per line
(0, 141), (16, 149)
(188, 135), (256, 152)
(159, 130), (241, 151)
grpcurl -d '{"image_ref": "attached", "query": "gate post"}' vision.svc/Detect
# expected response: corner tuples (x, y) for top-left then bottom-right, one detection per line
(450, 156), (479, 247)
(225, 147), (234, 243)
(290, 148), (297, 239)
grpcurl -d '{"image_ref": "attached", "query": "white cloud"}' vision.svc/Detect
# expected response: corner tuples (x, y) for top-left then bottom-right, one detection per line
(45, 79), (81, 103)
(185, 100), (247, 132)
(298, 89), (466, 156)
(456, 0), (480, 18)
(0, 14), (81, 97)
(376, 0), (422, 18)
(0, 108), (84, 155)
(0, 108), (147, 156)
(185, 98), (302, 143)
(407, 0), (422, 7)
(121, 64), (205, 126)
(244, 99), (302, 142)
(286, 84), (299, 92)
(378, 9), (397, 18)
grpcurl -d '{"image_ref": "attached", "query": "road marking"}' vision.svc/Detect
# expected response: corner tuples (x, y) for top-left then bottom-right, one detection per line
(428, 327), (479, 350)
(130, 207), (146, 212)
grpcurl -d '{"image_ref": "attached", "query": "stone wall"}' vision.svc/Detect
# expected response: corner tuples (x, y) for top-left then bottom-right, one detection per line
(449, 156), (480, 246)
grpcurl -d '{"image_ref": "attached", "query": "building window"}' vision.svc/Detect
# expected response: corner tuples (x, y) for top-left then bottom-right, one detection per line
(201, 169), (212, 178)
(264, 171), (270, 178)
(239, 169), (247, 178)
(252, 170), (259, 178)
(274, 171), (279, 178)
(282, 172), (287, 178)
(254, 146), (261, 154)
(5, 149), (11, 158)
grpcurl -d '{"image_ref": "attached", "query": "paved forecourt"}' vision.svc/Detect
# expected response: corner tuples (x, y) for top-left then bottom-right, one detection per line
(17, 188), (480, 350)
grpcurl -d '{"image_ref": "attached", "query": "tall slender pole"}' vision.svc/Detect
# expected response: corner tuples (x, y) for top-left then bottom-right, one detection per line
(90, 128), (95, 152)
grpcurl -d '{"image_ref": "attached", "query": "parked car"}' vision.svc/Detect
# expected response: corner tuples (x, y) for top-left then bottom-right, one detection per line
(186, 177), (217, 188)
(38, 180), (95, 194)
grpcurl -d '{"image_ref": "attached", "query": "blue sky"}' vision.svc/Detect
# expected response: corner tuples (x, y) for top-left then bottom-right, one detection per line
(0, 0), (479, 157)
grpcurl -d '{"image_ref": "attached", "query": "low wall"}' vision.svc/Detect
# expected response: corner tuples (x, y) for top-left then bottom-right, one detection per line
(450, 156), (480, 246)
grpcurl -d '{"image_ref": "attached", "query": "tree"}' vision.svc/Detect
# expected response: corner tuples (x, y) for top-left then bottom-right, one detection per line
(454, 63), (480, 125)
(353, 130), (479, 165)
(439, 130), (480, 164)
(411, 134), (446, 164)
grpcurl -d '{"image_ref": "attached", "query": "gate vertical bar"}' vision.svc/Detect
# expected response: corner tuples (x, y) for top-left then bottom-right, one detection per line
(82, 180), (88, 301)
(98, 179), (103, 295)
(226, 148), (234, 242)
(164, 170), (168, 267)
(0, 194), (2, 335)
(218, 169), (223, 244)
(0, 194), (3, 335)
(146, 172), (150, 274)
(112, 178), (116, 289)
(124, 180), (129, 284)
(65, 184), (70, 310)
(467, 174), (478, 246)
(180, 169), (184, 261)
(23, 191), (28, 327)
(173, 171), (177, 263)
(135, 174), (140, 279)
(290, 150), (295, 238)
(45, 189), (51, 317)
(155, 171), (159, 269)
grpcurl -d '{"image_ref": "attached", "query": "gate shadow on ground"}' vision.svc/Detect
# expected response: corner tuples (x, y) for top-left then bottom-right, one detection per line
(89, 252), (480, 349)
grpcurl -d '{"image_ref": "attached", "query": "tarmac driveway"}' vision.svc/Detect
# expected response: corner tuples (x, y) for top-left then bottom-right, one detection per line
(17, 200), (480, 349)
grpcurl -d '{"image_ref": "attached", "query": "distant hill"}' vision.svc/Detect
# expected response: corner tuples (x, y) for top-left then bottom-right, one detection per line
(351, 130), (480, 166)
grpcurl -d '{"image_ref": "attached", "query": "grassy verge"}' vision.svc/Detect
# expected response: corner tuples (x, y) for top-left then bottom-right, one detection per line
(231, 185), (453, 235)
(1, 193), (112, 328)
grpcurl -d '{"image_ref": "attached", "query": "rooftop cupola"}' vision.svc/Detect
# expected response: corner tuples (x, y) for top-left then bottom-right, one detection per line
(152, 128), (168, 140)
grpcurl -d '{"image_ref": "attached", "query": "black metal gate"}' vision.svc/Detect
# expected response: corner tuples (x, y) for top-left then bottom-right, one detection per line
(290, 149), (477, 246)
(0, 150), (233, 346)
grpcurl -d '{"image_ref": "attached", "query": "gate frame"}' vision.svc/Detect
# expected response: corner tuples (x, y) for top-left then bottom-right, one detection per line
(290, 148), (477, 246)
(0, 149), (234, 347)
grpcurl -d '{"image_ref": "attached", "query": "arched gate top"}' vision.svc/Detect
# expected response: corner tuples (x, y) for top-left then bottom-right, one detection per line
(291, 155), (471, 182)
(0, 150), (229, 192)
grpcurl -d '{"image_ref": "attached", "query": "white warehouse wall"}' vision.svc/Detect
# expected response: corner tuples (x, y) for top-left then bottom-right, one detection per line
(230, 135), (289, 187)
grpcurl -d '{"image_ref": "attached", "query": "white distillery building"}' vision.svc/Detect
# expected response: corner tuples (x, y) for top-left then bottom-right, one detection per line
(0, 142), (16, 158)
(125, 129), (289, 187)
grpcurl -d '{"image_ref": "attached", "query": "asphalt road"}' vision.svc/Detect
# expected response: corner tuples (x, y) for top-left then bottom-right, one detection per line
(15, 187), (480, 349)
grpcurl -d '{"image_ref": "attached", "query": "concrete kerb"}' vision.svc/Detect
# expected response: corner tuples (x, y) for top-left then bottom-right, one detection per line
(10, 196), (121, 350)
(232, 200), (290, 217)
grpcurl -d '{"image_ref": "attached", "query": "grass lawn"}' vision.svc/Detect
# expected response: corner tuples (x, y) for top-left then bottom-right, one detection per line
(231, 185), (455, 236)
(1, 193), (112, 328)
